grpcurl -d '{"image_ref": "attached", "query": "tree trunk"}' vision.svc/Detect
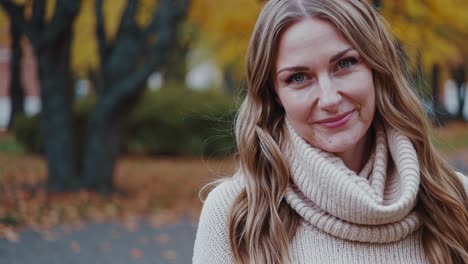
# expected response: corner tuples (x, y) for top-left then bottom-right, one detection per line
(79, 0), (191, 193)
(8, 20), (24, 129)
(431, 63), (443, 126)
(81, 83), (140, 193)
(223, 65), (241, 96)
(36, 26), (77, 192)
(451, 65), (466, 120)
(80, 106), (121, 193)
(1, 0), (81, 192)
(163, 37), (189, 84)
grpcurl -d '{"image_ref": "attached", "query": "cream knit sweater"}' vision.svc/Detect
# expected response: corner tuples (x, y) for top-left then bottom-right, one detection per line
(193, 123), (468, 264)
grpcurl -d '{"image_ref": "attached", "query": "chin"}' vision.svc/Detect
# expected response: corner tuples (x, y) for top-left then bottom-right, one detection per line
(310, 129), (369, 154)
(320, 142), (356, 154)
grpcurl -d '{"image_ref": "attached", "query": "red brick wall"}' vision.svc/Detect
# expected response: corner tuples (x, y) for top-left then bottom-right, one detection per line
(0, 20), (40, 98)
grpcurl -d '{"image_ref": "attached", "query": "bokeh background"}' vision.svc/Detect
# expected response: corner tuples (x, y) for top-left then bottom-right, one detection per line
(0, 0), (467, 263)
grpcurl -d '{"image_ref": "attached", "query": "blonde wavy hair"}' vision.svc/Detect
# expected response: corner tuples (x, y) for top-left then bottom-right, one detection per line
(227, 0), (468, 263)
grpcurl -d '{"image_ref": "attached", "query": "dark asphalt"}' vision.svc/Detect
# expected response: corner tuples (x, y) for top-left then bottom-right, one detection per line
(0, 218), (197, 264)
(452, 158), (468, 175)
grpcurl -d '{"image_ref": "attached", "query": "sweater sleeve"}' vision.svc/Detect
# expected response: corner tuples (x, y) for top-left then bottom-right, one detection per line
(192, 178), (243, 264)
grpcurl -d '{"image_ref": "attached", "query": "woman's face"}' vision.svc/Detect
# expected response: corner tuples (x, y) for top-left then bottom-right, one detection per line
(274, 17), (375, 155)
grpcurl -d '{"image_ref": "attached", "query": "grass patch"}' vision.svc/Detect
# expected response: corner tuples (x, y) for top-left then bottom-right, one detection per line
(0, 133), (25, 155)
(432, 121), (468, 153)
(0, 214), (21, 226)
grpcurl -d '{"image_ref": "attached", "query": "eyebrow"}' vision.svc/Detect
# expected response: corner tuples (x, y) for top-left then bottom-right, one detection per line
(277, 66), (310, 75)
(329, 47), (354, 63)
(276, 47), (355, 75)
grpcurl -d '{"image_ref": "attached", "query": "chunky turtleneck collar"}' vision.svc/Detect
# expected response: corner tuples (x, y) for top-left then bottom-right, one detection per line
(284, 121), (421, 243)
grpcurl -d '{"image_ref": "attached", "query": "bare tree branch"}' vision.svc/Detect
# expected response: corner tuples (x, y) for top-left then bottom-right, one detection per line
(105, 0), (190, 109)
(172, 0), (190, 21)
(0, 0), (21, 14)
(95, 0), (107, 68)
(37, 0), (80, 49)
(0, 0), (31, 37)
(31, 0), (46, 30)
(113, 0), (139, 41)
(144, 0), (189, 44)
(104, 0), (140, 68)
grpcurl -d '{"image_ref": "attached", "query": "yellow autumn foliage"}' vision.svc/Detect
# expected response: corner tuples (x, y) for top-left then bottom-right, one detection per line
(189, 0), (467, 80)
(2, 0), (467, 80)
(0, 9), (7, 43)
(72, 0), (99, 76)
(188, 0), (263, 78)
(72, 0), (157, 76)
(382, 0), (468, 72)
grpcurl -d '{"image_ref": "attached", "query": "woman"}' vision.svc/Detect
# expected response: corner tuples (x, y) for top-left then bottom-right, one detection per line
(193, 0), (468, 263)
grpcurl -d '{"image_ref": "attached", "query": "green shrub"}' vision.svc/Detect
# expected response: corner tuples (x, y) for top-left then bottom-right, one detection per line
(0, 213), (21, 226)
(128, 88), (237, 156)
(0, 133), (25, 155)
(12, 98), (94, 154)
(13, 87), (238, 157)
(13, 114), (43, 154)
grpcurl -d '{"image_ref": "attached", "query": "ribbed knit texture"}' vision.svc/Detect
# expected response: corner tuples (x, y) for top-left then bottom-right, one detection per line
(193, 124), (467, 263)
(284, 121), (421, 243)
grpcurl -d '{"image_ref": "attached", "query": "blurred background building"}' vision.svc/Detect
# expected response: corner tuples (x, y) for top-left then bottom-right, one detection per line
(0, 21), (40, 130)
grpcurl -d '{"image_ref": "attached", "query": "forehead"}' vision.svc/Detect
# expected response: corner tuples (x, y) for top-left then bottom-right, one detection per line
(275, 18), (353, 68)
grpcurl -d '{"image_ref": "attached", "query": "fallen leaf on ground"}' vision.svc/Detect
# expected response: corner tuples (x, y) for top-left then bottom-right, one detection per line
(163, 249), (177, 260)
(99, 241), (111, 252)
(138, 236), (149, 245)
(155, 233), (169, 245)
(42, 230), (59, 241)
(124, 218), (139, 232)
(3, 227), (20, 243)
(131, 248), (144, 258)
(70, 241), (81, 254)
(111, 229), (120, 239)
(0, 150), (237, 236)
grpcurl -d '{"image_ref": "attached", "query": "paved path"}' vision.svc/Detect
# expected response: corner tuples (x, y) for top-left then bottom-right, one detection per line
(449, 152), (468, 174)
(0, 218), (197, 264)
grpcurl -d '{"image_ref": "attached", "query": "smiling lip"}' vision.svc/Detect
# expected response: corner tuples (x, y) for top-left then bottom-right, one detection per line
(316, 110), (355, 128)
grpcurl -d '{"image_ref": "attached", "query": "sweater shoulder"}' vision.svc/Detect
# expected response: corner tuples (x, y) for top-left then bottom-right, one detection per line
(205, 176), (245, 207)
(199, 176), (245, 220)
(192, 176), (244, 264)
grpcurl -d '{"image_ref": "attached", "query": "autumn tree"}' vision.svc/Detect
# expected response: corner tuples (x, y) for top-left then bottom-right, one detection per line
(81, 0), (190, 192)
(0, 0), (81, 191)
(188, 0), (262, 93)
(7, 20), (24, 128)
(0, 9), (24, 129)
(0, 0), (190, 193)
(381, 0), (468, 121)
(450, 65), (466, 120)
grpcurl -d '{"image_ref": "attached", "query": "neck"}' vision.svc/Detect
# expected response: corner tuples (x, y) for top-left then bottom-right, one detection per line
(335, 129), (373, 173)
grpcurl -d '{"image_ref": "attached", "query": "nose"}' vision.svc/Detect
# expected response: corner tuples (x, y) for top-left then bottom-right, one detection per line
(317, 75), (342, 110)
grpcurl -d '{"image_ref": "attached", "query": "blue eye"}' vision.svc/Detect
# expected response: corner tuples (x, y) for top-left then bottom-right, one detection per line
(287, 73), (306, 84)
(337, 58), (357, 69)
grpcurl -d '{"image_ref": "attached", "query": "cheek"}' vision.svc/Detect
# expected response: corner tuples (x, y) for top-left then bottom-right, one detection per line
(359, 83), (376, 122)
(349, 73), (375, 110)
(363, 80), (376, 108)
(279, 91), (314, 121)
